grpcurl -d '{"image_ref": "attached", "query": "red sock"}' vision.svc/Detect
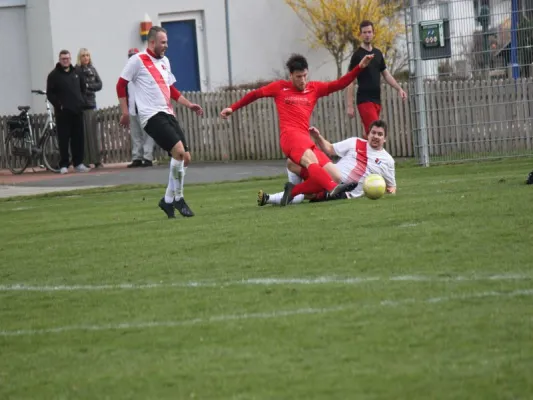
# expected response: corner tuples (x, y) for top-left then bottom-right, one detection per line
(300, 167), (309, 180)
(313, 191), (326, 201)
(291, 179), (323, 197)
(307, 164), (336, 192)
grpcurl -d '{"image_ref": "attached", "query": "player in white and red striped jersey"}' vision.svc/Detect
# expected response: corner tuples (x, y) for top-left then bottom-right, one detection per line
(116, 26), (204, 219)
(258, 120), (396, 205)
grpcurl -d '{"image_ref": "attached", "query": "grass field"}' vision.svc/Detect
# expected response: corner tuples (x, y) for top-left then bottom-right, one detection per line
(1, 158), (532, 399)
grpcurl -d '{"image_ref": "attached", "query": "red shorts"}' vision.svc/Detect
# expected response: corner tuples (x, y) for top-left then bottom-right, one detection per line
(280, 134), (330, 167)
(357, 102), (382, 136)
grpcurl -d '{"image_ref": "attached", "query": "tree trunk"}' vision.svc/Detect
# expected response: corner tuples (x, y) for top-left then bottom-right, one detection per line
(335, 55), (343, 78)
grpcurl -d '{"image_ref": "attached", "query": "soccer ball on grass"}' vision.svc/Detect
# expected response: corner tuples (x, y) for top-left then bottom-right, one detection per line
(362, 174), (386, 200)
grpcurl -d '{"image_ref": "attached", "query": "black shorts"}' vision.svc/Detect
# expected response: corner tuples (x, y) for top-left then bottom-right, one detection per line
(144, 112), (189, 153)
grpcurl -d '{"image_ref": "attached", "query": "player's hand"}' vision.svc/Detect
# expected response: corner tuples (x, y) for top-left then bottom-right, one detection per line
(308, 126), (320, 138)
(398, 89), (407, 100)
(220, 107), (233, 119)
(359, 54), (374, 69)
(189, 103), (204, 116)
(346, 106), (355, 119)
(386, 187), (397, 194)
(119, 113), (130, 127)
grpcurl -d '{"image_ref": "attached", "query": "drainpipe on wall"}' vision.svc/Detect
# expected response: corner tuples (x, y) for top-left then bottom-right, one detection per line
(510, 0), (519, 79)
(225, 0), (233, 87)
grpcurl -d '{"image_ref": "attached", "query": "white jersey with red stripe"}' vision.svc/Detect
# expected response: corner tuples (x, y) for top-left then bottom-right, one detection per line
(332, 137), (396, 198)
(120, 51), (176, 127)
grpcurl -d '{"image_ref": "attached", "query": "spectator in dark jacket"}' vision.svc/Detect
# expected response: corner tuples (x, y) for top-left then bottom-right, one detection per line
(76, 48), (103, 168)
(46, 49), (90, 174)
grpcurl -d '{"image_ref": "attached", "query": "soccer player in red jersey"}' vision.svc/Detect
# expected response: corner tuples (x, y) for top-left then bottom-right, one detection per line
(220, 53), (374, 206)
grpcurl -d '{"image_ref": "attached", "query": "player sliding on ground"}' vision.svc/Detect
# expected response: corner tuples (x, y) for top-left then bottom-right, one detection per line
(220, 53), (374, 206)
(258, 120), (396, 206)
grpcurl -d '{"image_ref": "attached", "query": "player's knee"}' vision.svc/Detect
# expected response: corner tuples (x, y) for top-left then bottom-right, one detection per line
(325, 163), (342, 183)
(170, 149), (183, 161)
(170, 142), (185, 160)
(300, 149), (318, 167)
(286, 159), (301, 175)
(183, 152), (191, 166)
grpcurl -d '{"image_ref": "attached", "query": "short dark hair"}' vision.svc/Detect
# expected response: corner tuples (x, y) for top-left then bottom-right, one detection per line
(59, 49), (70, 57)
(369, 119), (387, 136)
(147, 26), (167, 42)
(360, 20), (374, 32)
(286, 54), (308, 73)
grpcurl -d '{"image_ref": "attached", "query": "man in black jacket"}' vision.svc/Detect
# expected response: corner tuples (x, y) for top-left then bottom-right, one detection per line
(46, 49), (90, 174)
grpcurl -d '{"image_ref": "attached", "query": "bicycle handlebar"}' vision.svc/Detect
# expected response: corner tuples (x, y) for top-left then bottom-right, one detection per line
(31, 90), (46, 95)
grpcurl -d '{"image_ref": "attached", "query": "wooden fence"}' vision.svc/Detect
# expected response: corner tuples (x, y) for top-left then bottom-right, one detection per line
(415, 78), (533, 161)
(0, 78), (532, 169)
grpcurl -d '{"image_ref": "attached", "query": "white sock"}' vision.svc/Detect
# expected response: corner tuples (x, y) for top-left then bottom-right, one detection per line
(267, 192), (305, 205)
(164, 162), (175, 203)
(170, 158), (185, 201)
(267, 192), (283, 205)
(291, 194), (305, 204)
(175, 166), (187, 200)
(287, 168), (303, 185)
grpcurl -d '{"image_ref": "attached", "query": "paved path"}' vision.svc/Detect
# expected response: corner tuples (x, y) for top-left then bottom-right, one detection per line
(0, 161), (287, 198)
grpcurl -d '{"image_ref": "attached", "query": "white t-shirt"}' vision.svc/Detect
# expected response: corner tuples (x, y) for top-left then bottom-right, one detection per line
(332, 137), (396, 198)
(120, 51), (176, 127)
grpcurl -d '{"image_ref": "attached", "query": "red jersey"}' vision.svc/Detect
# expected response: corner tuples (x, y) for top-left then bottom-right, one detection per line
(229, 66), (363, 141)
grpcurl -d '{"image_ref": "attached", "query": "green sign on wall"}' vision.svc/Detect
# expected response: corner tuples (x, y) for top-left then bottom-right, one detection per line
(420, 20), (445, 48)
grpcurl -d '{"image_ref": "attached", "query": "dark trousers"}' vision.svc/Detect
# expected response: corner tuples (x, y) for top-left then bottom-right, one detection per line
(56, 110), (84, 168)
(82, 109), (101, 166)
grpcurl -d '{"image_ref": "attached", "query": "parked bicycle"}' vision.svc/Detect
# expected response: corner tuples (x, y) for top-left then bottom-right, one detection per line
(5, 90), (60, 174)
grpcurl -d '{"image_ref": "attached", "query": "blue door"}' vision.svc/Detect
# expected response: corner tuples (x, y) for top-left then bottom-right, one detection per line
(162, 20), (201, 92)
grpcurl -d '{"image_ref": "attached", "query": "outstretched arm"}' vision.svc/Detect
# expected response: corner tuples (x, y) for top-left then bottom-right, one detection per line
(382, 70), (407, 100)
(345, 83), (356, 118)
(385, 163), (397, 194)
(317, 54), (374, 97)
(309, 127), (335, 157)
(220, 81), (281, 119)
(171, 86), (204, 116)
(382, 159), (397, 194)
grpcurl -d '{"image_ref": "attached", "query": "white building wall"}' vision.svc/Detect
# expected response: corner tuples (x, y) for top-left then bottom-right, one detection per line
(26, 0), (54, 113)
(492, 0), (511, 27)
(46, 0), (339, 110)
(228, 0), (338, 85)
(449, 0), (477, 76)
(47, 0), (228, 110)
(0, 0), (352, 115)
(0, 2), (32, 115)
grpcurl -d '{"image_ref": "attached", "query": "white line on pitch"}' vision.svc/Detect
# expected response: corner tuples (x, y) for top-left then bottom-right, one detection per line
(0, 273), (529, 293)
(1, 288), (531, 337)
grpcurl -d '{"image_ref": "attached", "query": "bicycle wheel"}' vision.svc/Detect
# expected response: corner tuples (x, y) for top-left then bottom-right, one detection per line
(5, 133), (31, 175)
(42, 128), (61, 173)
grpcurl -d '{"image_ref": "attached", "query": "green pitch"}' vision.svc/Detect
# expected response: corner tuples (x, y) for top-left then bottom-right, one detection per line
(1, 158), (532, 399)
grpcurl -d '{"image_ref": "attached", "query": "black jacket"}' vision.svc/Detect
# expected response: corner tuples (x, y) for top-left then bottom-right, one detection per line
(46, 63), (86, 114)
(75, 64), (102, 109)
